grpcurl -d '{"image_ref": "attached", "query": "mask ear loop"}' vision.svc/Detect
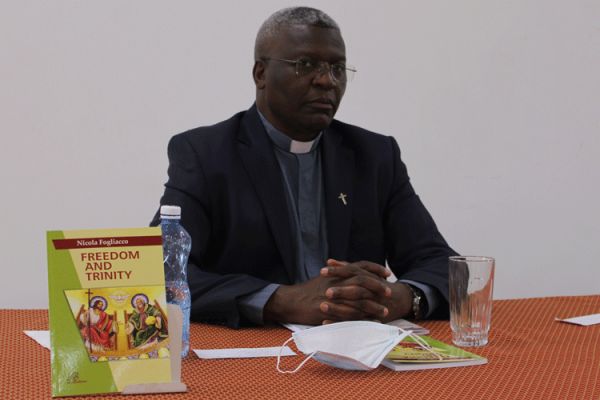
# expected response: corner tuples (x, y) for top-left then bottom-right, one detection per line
(405, 331), (444, 361)
(276, 336), (317, 374)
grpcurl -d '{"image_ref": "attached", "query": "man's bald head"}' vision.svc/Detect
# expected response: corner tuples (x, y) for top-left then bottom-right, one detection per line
(254, 7), (340, 60)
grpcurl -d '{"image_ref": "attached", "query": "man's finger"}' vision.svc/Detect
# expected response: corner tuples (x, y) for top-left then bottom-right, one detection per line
(320, 301), (368, 320)
(324, 273), (392, 298)
(326, 258), (348, 267)
(350, 260), (391, 278)
(326, 285), (376, 300)
(320, 300), (389, 320)
(321, 261), (390, 280)
(334, 298), (389, 319)
(320, 264), (372, 279)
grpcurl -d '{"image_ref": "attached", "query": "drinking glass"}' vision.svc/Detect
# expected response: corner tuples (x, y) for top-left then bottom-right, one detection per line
(449, 256), (495, 347)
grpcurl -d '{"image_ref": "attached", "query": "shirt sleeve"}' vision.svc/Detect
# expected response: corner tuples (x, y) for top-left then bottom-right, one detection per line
(398, 279), (439, 319)
(237, 283), (281, 325)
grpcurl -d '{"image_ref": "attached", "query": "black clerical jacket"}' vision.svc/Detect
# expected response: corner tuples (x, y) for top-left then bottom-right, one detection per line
(152, 105), (456, 328)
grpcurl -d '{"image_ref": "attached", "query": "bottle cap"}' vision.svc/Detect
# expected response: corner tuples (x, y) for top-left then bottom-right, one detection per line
(160, 205), (181, 218)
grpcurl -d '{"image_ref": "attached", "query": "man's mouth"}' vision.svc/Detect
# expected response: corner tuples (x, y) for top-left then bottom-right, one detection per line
(306, 98), (335, 111)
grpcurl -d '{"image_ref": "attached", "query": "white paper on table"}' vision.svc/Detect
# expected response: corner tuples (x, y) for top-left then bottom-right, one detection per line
(556, 313), (600, 326)
(24, 330), (50, 350)
(194, 346), (295, 359)
(386, 319), (430, 335)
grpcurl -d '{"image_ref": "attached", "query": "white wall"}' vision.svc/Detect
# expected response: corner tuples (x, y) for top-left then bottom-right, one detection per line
(1, 0), (598, 308)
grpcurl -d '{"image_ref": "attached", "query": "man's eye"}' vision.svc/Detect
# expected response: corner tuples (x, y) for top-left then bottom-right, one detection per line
(298, 59), (315, 69)
(332, 64), (346, 73)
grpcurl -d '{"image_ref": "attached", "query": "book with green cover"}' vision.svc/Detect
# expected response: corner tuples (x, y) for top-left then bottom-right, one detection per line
(382, 335), (487, 371)
(47, 227), (173, 397)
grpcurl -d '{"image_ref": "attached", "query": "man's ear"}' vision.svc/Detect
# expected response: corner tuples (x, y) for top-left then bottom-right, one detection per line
(253, 60), (266, 89)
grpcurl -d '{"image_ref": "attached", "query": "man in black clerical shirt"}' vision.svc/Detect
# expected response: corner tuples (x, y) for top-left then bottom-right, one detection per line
(152, 7), (457, 328)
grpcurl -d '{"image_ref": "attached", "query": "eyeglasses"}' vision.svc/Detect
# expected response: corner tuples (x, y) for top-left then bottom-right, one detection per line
(263, 57), (356, 83)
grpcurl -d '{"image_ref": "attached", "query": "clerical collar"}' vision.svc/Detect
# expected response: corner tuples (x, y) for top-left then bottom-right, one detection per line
(257, 110), (322, 154)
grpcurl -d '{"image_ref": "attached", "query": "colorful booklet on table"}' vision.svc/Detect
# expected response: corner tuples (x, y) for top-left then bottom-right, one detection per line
(382, 335), (487, 371)
(47, 227), (185, 397)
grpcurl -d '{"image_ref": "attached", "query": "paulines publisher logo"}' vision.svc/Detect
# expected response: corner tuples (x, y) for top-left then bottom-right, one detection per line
(67, 371), (86, 384)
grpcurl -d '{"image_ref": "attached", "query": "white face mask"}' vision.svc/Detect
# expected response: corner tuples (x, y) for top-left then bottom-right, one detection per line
(276, 321), (411, 372)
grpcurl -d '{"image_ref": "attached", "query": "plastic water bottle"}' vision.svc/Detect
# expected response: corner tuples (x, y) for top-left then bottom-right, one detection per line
(160, 205), (191, 358)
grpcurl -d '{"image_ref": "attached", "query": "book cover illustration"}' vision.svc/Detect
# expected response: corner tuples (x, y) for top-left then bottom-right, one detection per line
(64, 286), (169, 362)
(47, 227), (172, 397)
